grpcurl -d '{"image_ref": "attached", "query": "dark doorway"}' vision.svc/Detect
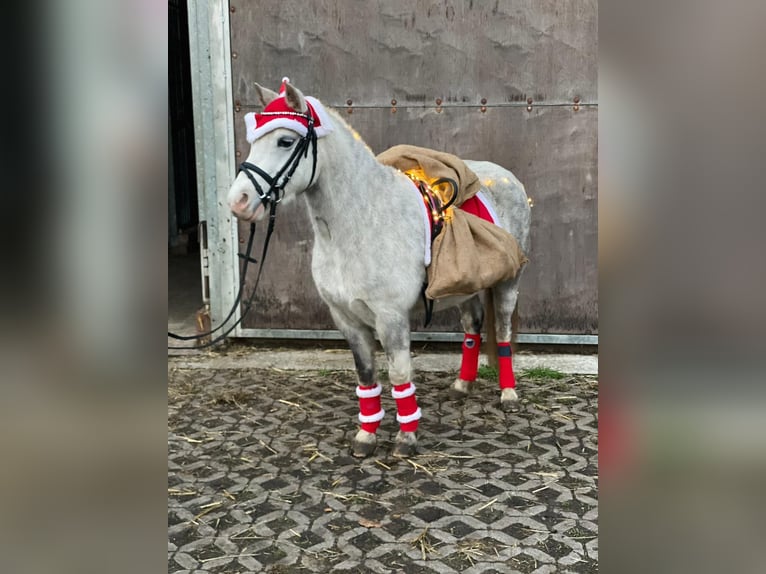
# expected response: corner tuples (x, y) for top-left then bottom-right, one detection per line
(168, 0), (202, 333)
(169, 0), (198, 249)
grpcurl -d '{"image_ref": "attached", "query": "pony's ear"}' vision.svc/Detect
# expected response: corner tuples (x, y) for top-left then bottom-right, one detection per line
(254, 82), (279, 107)
(283, 81), (308, 113)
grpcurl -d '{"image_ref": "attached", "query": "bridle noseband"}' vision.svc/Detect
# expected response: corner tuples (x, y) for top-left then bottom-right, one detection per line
(237, 111), (319, 209)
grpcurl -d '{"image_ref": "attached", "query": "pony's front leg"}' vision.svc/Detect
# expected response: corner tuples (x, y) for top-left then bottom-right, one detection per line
(349, 329), (382, 457)
(329, 308), (381, 457)
(376, 315), (420, 457)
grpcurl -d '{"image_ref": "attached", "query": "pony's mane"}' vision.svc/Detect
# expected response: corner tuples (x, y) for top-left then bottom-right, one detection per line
(323, 105), (377, 158)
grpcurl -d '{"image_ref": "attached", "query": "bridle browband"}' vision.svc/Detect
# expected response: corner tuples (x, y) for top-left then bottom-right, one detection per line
(168, 108), (319, 350)
(237, 110), (319, 208)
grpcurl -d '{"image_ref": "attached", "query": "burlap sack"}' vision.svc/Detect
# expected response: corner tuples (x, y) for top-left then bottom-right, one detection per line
(377, 144), (481, 204)
(377, 144), (527, 299)
(426, 210), (528, 299)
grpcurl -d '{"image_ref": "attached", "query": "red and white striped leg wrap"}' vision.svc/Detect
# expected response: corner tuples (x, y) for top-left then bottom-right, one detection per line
(356, 383), (384, 433)
(392, 382), (421, 432)
(497, 343), (516, 389)
(459, 333), (482, 382)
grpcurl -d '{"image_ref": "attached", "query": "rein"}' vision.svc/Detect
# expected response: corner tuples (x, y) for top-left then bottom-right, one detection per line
(168, 112), (318, 349)
(413, 176), (459, 327)
(414, 176), (459, 243)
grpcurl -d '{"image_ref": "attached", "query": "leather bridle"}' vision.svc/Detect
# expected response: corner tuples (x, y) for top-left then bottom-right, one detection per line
(237, 111), (319, 209)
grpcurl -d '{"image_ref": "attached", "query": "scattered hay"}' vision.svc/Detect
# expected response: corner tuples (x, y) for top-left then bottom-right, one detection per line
(230, 526), (269, 541)
(200, 552), (257, 563)
(455, 540), (494, 566)
(209, 388), (253, 407)
(476, 497), (498, 512)
(405, 458), (434, 476)
(410, 527), (439, 560)
(168, 488), (198, 497)
(258, 439), (277, 455)
(188, 500), (225, 524)
(303, 444), (333, 463)
(173, 434), (204, 444)
(321, 491), (392, 508)
(277, 398), (305, 410)
(427, 451), (474, 460)
(532, 481), (558, 493)
(397, 452), (459, 475)
(551, 411), (573, 422)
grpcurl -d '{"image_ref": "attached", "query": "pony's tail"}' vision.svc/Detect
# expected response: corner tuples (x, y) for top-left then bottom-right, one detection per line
(484, 290), (499, 370)
(483, 291), (520, 370)
(511, 300), (520, 354)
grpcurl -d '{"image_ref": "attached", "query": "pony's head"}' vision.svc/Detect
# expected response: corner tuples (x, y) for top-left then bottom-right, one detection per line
(227, 78), (334, 221)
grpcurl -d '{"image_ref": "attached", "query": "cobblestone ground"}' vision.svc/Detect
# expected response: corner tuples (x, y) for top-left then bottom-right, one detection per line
(168, 365), (598, 573)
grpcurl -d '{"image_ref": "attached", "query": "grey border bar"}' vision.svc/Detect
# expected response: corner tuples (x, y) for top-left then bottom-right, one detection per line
(238, 101), (598, 110)
(235, 328), (597, 345)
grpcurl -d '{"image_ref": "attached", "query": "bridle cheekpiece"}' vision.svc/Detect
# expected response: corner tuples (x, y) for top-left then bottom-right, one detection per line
(238, 77), (334, 210)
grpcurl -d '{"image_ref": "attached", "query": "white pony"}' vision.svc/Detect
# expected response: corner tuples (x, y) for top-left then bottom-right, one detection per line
(227, 79), (530, 457)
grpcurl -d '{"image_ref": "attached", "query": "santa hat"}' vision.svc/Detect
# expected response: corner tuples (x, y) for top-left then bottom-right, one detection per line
(245, 77), (334, 143)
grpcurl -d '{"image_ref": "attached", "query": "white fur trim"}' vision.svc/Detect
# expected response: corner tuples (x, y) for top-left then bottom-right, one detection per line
(244, 113), (258, 142)
(282, 76), (290, 84)
(408, 179), (432, 266)
(358, 409), (385, 424)
(247, 117), (308, 143)
(396, 408), (422, 424)
(356, 383), (382, 398)
(245, 96), (335, 143)
(305, 96), (334, 135)
(475, 191), (499, 225)
(391, 383), (416, 399)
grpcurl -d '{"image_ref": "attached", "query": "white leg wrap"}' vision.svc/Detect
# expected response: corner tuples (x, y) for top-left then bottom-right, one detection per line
(358, 409), (385, 424)
(396, 408), (422, 425)
(356, 383), (382, 398)
(391, 382), (416, 399)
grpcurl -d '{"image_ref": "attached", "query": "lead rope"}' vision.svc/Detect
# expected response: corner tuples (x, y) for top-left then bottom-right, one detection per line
(168, 221), (257, 342)
(168, 112), (318, 350)
(168, 200), (278, 350)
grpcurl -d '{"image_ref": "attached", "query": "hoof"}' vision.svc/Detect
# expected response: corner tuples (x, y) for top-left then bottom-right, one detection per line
(448, 378), (472, 400)
(351, 429), (377, 458)
(500, 387), (519, 411)
(392, 431), (417, 458)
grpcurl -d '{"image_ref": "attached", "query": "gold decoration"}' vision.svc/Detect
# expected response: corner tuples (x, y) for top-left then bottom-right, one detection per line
(404, 168), (455, 205)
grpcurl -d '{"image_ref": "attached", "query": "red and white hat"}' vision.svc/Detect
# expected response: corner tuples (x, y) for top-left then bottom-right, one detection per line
(244, 77), (334, 143)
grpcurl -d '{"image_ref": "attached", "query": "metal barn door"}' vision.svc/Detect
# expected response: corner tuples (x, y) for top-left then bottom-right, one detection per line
(226, 0), (597, 340)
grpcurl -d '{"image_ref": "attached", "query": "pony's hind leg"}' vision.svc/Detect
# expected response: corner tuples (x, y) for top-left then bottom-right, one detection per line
(492, 276), (523, 409)
(449, 295), (484, 399)
(329, 307), (381, 457)
(375, 314), (420, 458)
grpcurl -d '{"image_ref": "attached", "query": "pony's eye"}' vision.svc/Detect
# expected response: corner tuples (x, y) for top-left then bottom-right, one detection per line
(277, 136), (296, 148)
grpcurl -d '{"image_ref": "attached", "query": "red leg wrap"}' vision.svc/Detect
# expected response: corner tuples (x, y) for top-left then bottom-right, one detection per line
(497, 343), (516, 389)
(392, 382), (421, 433)
(357, 384), (384, 433)
(459, 333), (482, 382)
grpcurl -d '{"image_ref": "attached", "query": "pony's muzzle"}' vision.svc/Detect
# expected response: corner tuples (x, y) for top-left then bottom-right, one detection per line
(229, 190), (265, 222)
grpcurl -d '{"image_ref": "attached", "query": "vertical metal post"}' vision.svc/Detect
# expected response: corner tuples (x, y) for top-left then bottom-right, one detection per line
(186, 0), (240, 331)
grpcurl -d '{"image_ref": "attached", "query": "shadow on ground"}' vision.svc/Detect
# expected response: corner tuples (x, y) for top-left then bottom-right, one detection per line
(168, 366), (598, 573)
